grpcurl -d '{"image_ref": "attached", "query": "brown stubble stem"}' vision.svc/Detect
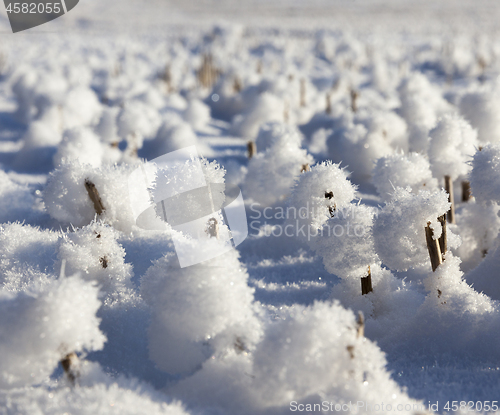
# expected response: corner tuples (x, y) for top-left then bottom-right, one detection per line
(84, 179), (105, 216)
(444, 175), (455, 224)
(426, 222), (443, 272)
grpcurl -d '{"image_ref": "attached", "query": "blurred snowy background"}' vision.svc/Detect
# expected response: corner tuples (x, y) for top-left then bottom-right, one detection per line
(1, 0), (500, 35)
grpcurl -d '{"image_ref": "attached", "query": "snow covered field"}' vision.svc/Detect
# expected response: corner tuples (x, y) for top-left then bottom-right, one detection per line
(2, 0), (500, 414)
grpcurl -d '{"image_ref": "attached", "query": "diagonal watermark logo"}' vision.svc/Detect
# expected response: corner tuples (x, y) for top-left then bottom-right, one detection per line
(4, 0), (79, 33)
(128, 146), (248, 268)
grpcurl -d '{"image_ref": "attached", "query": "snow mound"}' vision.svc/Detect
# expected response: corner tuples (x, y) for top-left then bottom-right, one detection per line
(0, 276), (105, 388)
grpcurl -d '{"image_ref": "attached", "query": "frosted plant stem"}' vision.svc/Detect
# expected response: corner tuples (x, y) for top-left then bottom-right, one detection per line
(425, 222), (443, 272)
(247, 141), (256, 159)
(326, 92), (332, 115)
(300, 78), (306, 107)
(84, 179), (105, 216)
(462, 180), (471, 202)
(233, 76), (242, 93)
(444, 175), (455, 223)
(256, 60), (262, 74)
(361, 265), (373, 295)
(350, 88), (358, 113)
(197, 54), (219, 89)
(60, 352), (79, 386)
(356, 311), (364, 338)
(206, 217), (219, 239)
(438, 214), (447, 258)
(324, 191), (336, 217)
(160, 64), (172, 93)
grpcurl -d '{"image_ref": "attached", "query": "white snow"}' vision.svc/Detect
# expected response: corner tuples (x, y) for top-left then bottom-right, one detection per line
(2, 1), (500, 413)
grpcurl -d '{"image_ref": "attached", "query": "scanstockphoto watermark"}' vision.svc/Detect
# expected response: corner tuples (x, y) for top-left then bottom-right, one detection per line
(248, 203), (379, 241)
(128, 146), (248, 268)
(4, 0), (80, 33)
(289, 401), (429, 413)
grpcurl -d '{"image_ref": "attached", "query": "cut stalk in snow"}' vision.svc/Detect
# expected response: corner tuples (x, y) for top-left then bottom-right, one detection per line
(350, 89), (358, 113)
(325, 191), (336, 217)
(361, 265), (373, 295)
(247, 141), (256, 159)
(234, 337), (247, 353)
(356, 311), (364, 338)
(197, 54), (219, 89)
(326, 92), (332, 114)
(300, 78), (306, 107)
(99, 256), (108, 268)
(61, 352), (79, 385)
(444, 175), (455, 223)
(84, 179), (105, 216)
(233, 76), (242, 93)
(425, 221), (443, 271)
(438, 214), (447, 258)
(206, 217), (219, 239)
(256, 60), (262, 74)
(462, 180), (471, 202)
(346, 345), (355, 359)
(160, 64), (173, 93)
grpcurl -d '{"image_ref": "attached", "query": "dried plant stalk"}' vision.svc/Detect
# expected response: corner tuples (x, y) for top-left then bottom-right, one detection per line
(356, 311), (364, 338)
(233, 76), (242, 93)
(346, 345), (355, 359)
(160, 64), (173, 93)
(444, 175), (455, 223)
(361, 265), (373, 295)
(300, 78), (306, 107)
(84, 179), (105, 215)
(100, 256), (108, 269)
(234, 337), (247, 354)
(462, 180), (471, 202)
(206, 217), (219, 239)
(350, 89), (358, 112)
(426, 222), (443, 272)
(256, 60), (262, 74)
(437, 214), (447, 258)
(247, 141), (256, 159)
(61, 352), (79, 385)
(197, 54), (220, 89)
(325, 191), (336, 217)
(326, 92), (332, 115)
